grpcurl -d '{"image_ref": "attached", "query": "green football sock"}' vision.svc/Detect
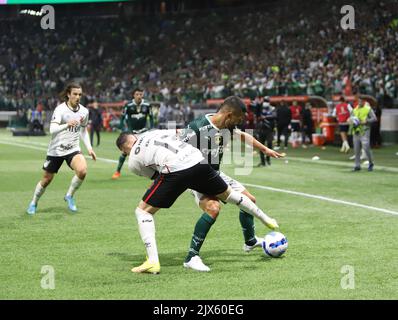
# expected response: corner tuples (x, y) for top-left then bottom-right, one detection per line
(185, 213), (215, 263)
(116, 154), (127, 173)
(239, 210), (257, 246)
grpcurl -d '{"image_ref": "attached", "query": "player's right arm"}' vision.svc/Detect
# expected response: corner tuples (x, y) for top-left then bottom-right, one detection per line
(49, 107), (79, 134)
(235, 129), (284, 159)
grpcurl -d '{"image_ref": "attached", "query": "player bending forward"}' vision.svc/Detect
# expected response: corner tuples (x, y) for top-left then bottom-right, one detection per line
(27, 83), (96, 215)
(116, 130), (279, 274)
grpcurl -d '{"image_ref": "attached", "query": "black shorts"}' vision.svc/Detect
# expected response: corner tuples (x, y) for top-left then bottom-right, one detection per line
(291, 122), (301, 132)
(339, 124), (349, 133)
(142, 163), (228, 208)
(42, 151), (81, 173)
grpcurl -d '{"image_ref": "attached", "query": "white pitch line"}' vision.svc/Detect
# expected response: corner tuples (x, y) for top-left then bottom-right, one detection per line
(1, 139), (397, 216)
(0, 140), (118, 163)
(244, 183), (398, 216)
(0, 140), (47, 152)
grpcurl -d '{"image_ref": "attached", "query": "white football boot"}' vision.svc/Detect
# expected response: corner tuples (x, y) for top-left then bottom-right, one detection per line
(183, 255), (210, 272)
(243, 236), (263, 253)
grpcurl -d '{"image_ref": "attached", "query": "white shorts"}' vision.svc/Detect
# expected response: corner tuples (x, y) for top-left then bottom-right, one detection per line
(189, 171), (246, 206)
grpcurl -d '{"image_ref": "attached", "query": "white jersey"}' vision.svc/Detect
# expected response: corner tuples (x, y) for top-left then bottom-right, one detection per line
(128, 130), (204, 178)
(47, 102), (89, 157)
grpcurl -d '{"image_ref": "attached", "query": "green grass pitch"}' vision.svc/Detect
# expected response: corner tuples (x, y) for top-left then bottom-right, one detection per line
(0, 129), (397, 299)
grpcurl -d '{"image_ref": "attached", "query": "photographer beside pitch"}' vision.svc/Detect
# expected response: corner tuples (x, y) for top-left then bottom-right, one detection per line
(350, 96), (377, 172)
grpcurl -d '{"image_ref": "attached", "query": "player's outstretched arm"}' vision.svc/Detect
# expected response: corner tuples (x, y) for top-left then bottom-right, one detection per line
(80, 127), (96, 161)
(235, 129), (285, 159)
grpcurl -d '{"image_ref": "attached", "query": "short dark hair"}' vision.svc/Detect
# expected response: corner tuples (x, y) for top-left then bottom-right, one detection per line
(339, 96), (345, 102)
(219, 96), (246, 114)
(116, 132), (131, 150)
(132, 88), (144, 96)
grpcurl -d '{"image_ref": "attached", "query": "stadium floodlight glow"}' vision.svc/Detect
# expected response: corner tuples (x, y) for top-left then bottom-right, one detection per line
(20, 9), (45, 16)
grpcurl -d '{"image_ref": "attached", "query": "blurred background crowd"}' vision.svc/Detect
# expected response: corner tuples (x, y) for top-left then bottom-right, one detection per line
(0, 0), (396, 131)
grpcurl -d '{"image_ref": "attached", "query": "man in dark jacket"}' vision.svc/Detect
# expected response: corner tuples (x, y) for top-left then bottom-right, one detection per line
(89, 101), (103, 147)
(255, 97), (277, 166)
(301, 102), (314, 147)
(276, 102), (292, 149)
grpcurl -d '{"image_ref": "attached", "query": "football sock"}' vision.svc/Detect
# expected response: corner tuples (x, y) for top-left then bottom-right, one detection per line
(185, 213), (215, 263)
(239, 210), (256, 246)
(32, 181), (46, 205)
(135, 207), (159, 264)
(116, 154), (127, 173)
(66, 175), (83, 197)
(225, 191), (272, 226)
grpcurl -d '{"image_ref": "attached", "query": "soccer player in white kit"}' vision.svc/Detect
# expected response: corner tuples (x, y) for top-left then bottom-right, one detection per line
(116, 130), (279, 274)
(26, 83), (97, 215)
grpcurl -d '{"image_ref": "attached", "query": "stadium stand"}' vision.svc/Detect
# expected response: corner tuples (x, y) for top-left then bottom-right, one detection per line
(0, 0), (397, 116)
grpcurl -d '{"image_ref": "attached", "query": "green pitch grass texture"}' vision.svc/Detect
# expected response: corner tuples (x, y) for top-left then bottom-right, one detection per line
(0, 129), (397, 299)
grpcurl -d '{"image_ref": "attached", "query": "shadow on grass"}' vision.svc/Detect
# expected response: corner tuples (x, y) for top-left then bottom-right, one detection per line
(21, 206), (75, 219)
(106, 249), (277, 269)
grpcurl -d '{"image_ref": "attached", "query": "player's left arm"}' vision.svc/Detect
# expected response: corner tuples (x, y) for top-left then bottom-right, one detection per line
(234, 129), (284, 158)
(79, 115), (96, 161)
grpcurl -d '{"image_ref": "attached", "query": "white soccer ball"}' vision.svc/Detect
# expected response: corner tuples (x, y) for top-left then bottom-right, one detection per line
(262, 231), (288, 258)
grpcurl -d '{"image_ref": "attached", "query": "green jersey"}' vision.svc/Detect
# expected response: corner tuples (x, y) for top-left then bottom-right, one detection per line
(180, 114), (232, 171)
(120, 99), (153, 132)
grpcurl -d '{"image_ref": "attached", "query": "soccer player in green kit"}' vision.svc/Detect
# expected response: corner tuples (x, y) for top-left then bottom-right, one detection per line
(112, 88), (153, 179)
(179, 96), (284, 271)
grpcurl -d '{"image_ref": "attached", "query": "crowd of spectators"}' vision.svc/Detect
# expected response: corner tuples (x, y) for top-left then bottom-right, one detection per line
(0, 0), (397, 113)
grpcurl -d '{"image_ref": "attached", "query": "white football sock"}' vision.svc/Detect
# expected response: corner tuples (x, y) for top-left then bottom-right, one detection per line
(32, 181), (46, 205)
(66, 175), (83, 197)
(135, 207), (159, 264)
(343, 141), (350, 149)
(225, 191), (272, 226)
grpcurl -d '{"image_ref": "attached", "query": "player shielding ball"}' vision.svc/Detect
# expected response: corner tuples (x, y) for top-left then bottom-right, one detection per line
(26, 83), (96, 215)
(116, 130), (279, 274)
(178, 96), (284, 271)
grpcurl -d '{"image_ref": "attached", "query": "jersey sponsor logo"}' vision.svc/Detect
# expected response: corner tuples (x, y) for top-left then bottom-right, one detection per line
(201, 147), (223, 158)
(199, 125), (213, 132)
(68, 126), (80, 133)
(214, 133), (223, 146)
(59, 143), (74, 151)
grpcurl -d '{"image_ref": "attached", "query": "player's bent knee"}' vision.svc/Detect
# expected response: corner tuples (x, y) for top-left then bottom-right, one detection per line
(76, 169), (87, 180)
(42, 173), (54, 187)
(205, 202), (221, 218)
